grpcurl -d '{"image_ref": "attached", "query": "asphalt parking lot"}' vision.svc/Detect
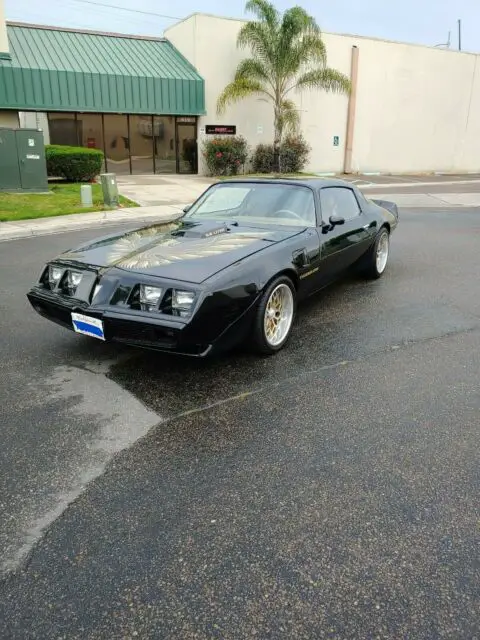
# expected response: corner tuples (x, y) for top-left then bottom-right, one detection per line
(0, 208), (479, 638)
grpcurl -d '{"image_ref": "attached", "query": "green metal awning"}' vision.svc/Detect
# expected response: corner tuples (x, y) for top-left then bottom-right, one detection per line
(0, 23), (205, 115)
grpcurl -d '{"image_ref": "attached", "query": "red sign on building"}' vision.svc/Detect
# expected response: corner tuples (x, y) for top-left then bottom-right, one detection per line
(205, 125), (236, 135)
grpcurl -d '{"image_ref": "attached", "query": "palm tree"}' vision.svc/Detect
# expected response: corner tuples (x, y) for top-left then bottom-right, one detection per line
(217, 0), (351, 172)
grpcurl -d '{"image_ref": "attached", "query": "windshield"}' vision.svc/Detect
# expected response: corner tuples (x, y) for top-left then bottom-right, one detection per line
(185, 183), (317, 227)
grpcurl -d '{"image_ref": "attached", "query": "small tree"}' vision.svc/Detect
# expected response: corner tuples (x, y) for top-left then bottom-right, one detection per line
(217, 0), (350, 172)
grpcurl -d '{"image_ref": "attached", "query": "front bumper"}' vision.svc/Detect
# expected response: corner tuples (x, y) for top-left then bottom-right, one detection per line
(27, 288), (257, 357)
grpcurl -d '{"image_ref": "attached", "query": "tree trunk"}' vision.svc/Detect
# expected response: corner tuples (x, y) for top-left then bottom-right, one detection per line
(273, 108), (282, 173)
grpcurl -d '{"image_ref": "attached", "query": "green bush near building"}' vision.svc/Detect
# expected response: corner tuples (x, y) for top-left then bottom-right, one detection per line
(45, 145), (104, 182)
(203, 136), (249, 176)
(252, 135), (311, 174)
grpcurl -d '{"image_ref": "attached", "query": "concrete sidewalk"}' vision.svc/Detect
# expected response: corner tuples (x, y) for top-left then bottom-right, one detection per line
(116, 174), (212, 207)
(366, 191), (480, 207)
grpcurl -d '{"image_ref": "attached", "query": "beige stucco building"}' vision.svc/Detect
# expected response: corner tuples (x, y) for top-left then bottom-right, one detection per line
(2, 1), (480, 176)
(166, 13), (480, 176)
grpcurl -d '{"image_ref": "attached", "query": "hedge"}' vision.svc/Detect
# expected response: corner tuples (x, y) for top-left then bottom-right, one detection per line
(45, 145), (104, 182)
(252, 135), (311, 174)
(203, 136), (249, 176)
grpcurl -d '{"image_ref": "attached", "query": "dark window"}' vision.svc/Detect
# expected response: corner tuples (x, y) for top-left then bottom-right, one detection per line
(103, 114), (130, 175)
(76, 113), (105, 171)
(129, 115), (154, 175)
(320, 187), (361, 222)
(153, 116), (176, 174)
(176, 120), (197, 174)
(48, 113), (79, 146)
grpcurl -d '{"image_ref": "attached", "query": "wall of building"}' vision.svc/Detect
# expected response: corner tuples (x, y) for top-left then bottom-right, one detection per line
(0, 110), (19, 128)
(19, 112), (50, 142)
(345, 37), (480, 174)
(166, 14), (480, 175)
(166, 15), (275, 175)
(0, 0), (8, 55)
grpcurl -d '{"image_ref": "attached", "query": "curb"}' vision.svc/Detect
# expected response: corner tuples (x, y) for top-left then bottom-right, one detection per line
(0, 206), (186, 242)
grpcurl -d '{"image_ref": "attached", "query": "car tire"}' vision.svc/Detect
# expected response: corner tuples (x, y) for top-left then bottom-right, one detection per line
(360, 227), (390, 279)
(251, 275), (296, 355)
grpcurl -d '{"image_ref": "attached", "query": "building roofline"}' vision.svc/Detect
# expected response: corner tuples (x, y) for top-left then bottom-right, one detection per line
(6, 21), (165, 42)
(165, 11), (479, 56)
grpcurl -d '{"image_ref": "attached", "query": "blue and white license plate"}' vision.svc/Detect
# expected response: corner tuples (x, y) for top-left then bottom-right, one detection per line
(71, 312), (105, 341)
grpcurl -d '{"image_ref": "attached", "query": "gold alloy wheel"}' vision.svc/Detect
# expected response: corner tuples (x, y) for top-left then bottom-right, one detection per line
(263, 283), (294, 347)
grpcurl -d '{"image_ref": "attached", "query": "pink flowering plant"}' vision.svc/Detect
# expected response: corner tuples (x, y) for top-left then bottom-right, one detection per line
(203, 136), (249, 176)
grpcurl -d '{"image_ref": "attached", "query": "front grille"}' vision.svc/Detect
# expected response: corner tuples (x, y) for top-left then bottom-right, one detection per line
(112, 321), (178, 349)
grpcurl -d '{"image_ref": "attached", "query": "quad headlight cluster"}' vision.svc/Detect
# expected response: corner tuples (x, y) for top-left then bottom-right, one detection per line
(47, 265), (83, 296)
(139, 284), (196, 317)
(44, 265), (197, 318)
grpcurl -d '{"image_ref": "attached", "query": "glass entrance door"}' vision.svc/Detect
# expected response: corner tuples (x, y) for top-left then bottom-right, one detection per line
(176, 122), (197, 174)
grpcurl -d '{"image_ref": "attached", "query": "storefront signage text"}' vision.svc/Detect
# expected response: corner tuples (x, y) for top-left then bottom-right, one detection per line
(206, 125), (236, 135)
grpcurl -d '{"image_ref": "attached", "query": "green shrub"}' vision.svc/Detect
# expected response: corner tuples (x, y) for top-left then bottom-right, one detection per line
(252, 135), (311, 174)
(203, 136), (249, 176)
(45, 145), (104, 182)
(251, 143), (274, 174)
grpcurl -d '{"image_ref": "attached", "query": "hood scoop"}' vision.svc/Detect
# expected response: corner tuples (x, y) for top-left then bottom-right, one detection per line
(173, 221), (231, 239)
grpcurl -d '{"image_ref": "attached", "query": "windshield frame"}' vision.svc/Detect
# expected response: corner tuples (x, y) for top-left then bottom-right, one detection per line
(184, 180), (319, 228)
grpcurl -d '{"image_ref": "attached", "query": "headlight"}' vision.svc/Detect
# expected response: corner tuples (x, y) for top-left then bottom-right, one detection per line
(48, 265), (63, 289)
(172, 289), (195, 317)
(140, 284), (163, 311)
(66, 270), (82, 295)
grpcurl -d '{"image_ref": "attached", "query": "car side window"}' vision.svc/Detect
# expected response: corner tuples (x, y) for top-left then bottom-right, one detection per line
(320, 187), (361, 222)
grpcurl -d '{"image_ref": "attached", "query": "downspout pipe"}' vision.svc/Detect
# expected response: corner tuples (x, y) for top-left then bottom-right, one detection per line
(344, 45), (359, 174)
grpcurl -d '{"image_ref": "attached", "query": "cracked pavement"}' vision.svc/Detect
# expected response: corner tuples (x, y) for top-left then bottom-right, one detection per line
(0, 207), (479, 638)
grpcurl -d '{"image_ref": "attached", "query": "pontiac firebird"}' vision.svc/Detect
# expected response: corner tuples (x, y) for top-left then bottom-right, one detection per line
(27, 178), (398, 356)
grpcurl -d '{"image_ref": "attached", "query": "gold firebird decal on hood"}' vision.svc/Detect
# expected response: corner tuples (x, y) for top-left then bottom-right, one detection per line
(107, 229), (274, 270)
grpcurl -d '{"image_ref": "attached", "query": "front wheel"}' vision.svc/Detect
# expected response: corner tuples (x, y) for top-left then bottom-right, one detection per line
(251, 276), (296, 355)
(360, 228), (390, 279)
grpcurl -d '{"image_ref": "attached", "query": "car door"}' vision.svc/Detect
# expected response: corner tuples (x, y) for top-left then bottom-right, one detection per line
(317, 186), (375, 283)
(284, 187), (324, 298)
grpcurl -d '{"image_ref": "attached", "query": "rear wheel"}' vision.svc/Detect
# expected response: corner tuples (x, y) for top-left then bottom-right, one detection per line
(360, 228), (390, 279)
(251, 276), (296, 355)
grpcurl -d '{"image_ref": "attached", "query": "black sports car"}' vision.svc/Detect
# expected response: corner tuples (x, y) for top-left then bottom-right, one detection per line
(27, 178), (398, 356)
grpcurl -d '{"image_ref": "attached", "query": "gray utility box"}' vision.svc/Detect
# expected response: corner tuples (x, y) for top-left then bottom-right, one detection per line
(0, 128), (48, 192)
(100, 173), (119, 207)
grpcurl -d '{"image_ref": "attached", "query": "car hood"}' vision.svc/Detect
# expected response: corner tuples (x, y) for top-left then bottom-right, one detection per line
(56, 219), (303, 284)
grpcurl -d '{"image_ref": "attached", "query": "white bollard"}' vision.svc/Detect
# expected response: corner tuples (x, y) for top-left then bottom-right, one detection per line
(81, 184), (93, 207)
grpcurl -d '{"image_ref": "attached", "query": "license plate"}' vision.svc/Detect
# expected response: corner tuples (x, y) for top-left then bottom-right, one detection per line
(71, 312), (105, 341)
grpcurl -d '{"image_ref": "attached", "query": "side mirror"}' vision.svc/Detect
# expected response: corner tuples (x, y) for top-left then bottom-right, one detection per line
(183, 204), (192, 213)
(329, 215), (345, 226)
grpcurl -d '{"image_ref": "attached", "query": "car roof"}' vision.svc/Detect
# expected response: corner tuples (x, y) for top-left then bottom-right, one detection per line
(218, 177), (355, 189)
